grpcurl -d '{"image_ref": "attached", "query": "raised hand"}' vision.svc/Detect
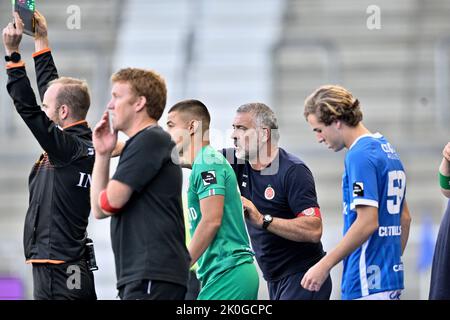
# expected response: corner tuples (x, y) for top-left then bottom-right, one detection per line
(2, 12), (24, 56)
(34, 10), (48, 40)
(93, 111), (118, 156)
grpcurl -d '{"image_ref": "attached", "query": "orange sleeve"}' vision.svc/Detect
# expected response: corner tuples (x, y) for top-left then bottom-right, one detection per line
(6, 61), (25, 69)
(32, 48), (51, 58)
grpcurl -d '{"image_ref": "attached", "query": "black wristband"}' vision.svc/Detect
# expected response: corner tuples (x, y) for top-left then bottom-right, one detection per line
(4, 52), (21, 63)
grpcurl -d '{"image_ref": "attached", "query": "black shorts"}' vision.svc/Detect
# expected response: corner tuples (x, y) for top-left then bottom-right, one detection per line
(185, 270), (201, 300)
(268, 270), (332, 300)
(118, 279), (186, 300)
(32, 260), (97, 300)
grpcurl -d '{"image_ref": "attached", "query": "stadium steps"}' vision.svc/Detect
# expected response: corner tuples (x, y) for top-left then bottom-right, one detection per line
(109, 0), (286, 300)
(184, 0), (285, 134)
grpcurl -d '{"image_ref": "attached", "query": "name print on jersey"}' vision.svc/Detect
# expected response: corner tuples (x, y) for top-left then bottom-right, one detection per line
(77, 172), (92, 188)
(381, 143), (400, 160)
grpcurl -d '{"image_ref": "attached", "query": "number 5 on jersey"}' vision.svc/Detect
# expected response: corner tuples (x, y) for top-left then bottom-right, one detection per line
(387, 170), (406, 214)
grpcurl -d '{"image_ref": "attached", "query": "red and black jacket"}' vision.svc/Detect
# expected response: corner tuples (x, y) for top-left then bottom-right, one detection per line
(6, 50), (95, 264)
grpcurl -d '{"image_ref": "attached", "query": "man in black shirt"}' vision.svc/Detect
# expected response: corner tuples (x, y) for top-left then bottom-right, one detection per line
(223, 103), (332, 300)
(90, 68), (190, 300)
(3, 12), (96, 299)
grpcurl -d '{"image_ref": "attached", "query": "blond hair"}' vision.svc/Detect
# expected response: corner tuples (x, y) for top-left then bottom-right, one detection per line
(304, 85), (362, 127)
(111, 68), (167, 120)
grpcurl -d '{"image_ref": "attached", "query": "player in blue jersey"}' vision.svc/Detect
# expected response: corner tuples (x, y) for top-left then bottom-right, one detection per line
(301, 85), (412, 300)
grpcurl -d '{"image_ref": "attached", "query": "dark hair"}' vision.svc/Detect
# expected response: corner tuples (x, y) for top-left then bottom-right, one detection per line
(169, 99), (211, 129)
(304, 85), (363, 127)
(111, 68), (167, 120)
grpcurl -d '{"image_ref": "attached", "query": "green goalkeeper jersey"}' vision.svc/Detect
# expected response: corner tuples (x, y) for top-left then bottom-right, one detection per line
(187, 145), (255, 284)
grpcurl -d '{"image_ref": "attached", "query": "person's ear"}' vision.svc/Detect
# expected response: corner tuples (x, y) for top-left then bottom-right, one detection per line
(264, 127), (271, 142)
(59, 104), (69, 120)
(135, 96), (147, 112)
(189, 120), (200, 135)
(259, 127), (270, 143)
(334, 120), (342, 129)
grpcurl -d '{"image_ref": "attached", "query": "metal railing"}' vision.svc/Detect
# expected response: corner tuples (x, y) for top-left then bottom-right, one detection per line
(435, 37), (450, 130)
(179, 0), (203, 98)
(271, 38), (341, 106)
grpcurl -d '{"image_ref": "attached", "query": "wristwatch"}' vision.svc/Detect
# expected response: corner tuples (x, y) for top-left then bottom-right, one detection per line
(262, 214), (273, 230)
(4, 52), (21, 63)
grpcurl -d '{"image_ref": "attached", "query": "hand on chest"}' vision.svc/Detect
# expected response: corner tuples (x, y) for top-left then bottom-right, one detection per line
(240, 173), (288, 213)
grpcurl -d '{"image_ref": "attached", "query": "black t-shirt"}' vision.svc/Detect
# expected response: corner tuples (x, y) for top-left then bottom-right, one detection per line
(429, 199), (450, 299)
(223, 148), (325, 281)
(112, 125), (190, 289)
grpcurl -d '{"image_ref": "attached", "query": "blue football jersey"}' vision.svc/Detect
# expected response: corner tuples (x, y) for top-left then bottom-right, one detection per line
(341, 133), (406, 300)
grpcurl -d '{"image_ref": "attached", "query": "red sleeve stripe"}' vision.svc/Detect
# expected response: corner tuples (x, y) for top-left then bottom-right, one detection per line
(100, 189), (122, 214)
(296, 207), (321, 218)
